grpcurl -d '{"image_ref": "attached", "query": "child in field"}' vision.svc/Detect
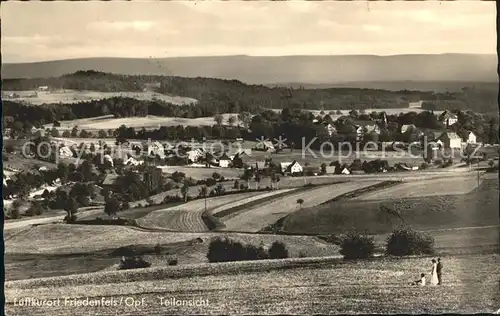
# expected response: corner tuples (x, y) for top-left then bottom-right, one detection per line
(409, 273), (426, 286)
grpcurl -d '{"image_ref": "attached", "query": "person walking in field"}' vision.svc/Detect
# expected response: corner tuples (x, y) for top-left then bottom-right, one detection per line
(437, 258), (443, 285)
(430, 259), (439, 286)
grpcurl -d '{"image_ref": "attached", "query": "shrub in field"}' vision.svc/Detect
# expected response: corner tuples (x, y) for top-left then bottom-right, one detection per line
(9, 208), (21, 219)
(122, 201), (130, 210)
(268, 241), (289, 259)
(339, 232), (375, 260)
(207, 238), (268, 262)
(385, 228), (435, 256)
(167, 256), (178, 266)
(118, 256), (151, 270)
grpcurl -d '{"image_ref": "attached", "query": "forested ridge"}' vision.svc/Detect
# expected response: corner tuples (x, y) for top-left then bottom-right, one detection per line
(3, 71), (498, 128)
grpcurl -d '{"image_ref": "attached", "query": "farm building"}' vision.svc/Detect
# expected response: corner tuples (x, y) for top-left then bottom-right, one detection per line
(218, 153), (232, 168)
(283, 161), (303, 175)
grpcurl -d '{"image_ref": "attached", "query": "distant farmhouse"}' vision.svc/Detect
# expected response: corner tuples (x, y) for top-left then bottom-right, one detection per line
(439, 111), (459, 127)
(408, 100), (423, 109)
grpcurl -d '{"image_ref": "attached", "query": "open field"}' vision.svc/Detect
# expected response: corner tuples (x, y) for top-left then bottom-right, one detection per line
(5, 254), (499, 315)
(137, 190), (291, 232)
(3, 89), (198, 105)
(45, 113), (241, 130)
(279, 179), (499, 235)
(353, 173), (484, 200)
(220, 181), (382, 232)
(158, 165), (242, 180)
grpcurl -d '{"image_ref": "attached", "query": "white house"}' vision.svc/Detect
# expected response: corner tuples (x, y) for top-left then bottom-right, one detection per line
(280, 162), (292, 173)
(38, 86), (49, 92)
(218, 153), (231, 168)
(58, 146), (73, 158)
(147, 141), (165, 158)
(284, 161), (303, 175)
(437, 132), (462, 149)
(439, 111), (459, 127)
(341, 167), (351, 175)
(408, 100), (423, 109)
(465, 132), (477, 144)
(187, 148), (205, 163)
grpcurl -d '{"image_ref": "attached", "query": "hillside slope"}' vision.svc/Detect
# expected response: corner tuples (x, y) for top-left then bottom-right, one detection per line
(3, 54), (497, 84)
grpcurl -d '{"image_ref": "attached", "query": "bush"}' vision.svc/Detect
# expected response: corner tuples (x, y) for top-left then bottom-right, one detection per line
(268, 241), (289, 259)
(167, 256), (178, 266)
(207, 237), (268, 262)
(385, 228), (435, 256)
(339, 232), (375, 260)
(118, 256), (151, 270)
(9, 208), (21, 219)
(122, 202), (130, 210)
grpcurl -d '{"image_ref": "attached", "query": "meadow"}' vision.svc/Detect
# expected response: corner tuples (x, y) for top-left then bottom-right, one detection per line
(3, 90), (197, 106)
(220, 181), (382, 232)
(45, 114), (241, 131)
(5, 254), (499, 315)
(279, 178), (499, 236)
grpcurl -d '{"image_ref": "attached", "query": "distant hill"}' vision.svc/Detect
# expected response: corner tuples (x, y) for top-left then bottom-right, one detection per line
(268, 81), (499, 92)
(2, 54), (497, 85)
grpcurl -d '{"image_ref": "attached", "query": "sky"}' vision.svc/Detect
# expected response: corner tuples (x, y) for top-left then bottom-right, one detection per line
(2, 1), (496, 63)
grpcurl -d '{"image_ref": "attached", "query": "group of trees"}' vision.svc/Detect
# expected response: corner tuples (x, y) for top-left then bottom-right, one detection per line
(207, 238), (289, 262)
(338, 227), (435, 260)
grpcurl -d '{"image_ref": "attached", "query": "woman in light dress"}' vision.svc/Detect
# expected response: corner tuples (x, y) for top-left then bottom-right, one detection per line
(430, 259), (439, 286)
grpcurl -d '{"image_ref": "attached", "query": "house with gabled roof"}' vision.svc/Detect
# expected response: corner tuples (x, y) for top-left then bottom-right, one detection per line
(218, 152), (232, 168)
(439, 111), (459, 127)
(254, 140), (275, 152)
(282, 160), (303, 175)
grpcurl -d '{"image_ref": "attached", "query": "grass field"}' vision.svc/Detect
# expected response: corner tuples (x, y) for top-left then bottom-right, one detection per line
(5, 254), (498, 315)
(3, 90), (198, 105)
(136, 191), (287, 232)
(279, 179), (499, 236)
(353, 173), (483, 200)
(46, 114), (241, 130)
(220, 181), (382, 232)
